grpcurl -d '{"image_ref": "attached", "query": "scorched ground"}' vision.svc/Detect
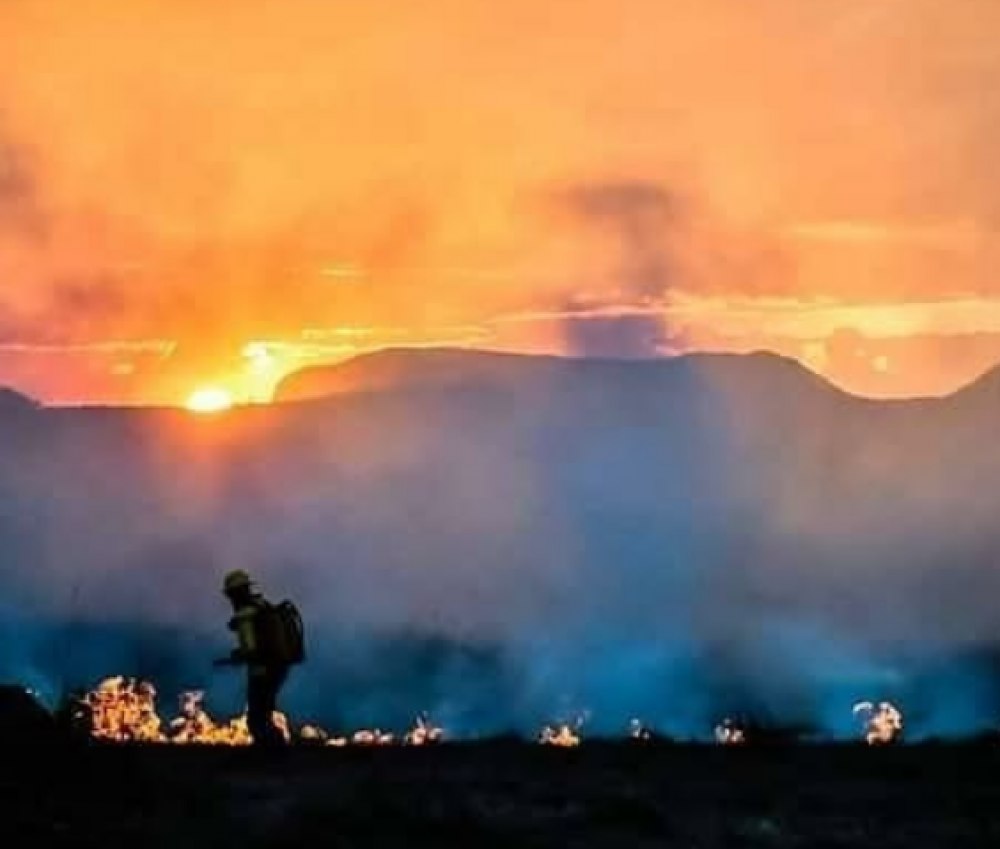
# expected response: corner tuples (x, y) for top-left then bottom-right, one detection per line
(2, 743), (1000, 847)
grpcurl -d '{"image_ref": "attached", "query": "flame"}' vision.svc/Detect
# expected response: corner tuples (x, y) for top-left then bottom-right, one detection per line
(714, 718), (747, 745)
(84, 676), (164, 742)
(351, 729), (395, 746)
(72, 676), (917, 748)
(539, 711), (588, 747)
(629, 718), (653, 741)
(853, 701), (904, 745)
(404, 714), (445, 746)
(75, 677), (445, 748)
(78, 678), (292, 745)
(168, 689), (293, 746)
(538, 724), (581, 747)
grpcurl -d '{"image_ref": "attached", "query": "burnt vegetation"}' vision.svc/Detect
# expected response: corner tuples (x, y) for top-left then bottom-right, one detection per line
(3, 743), (1000, 847)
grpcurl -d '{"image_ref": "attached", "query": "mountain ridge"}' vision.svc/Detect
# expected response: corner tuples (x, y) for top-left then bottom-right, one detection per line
(274, 347), (848, 404)
(274, 347), (998, 406)
(0, 387), (40, 412)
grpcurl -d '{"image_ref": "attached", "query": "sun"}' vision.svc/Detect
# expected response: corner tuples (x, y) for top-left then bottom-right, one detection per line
(185, 386), (234, 414)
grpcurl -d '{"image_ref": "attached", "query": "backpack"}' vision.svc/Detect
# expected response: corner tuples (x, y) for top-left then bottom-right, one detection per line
(255, 600), (306, 666)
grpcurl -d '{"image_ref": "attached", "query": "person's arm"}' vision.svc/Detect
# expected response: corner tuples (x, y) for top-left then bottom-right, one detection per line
(232, 610), (258, 662)
(215, 607), (259, 666)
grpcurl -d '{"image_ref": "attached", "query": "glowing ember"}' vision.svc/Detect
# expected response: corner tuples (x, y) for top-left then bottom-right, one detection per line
(853, 701), (903, 745)
(714, 718), (747, 745)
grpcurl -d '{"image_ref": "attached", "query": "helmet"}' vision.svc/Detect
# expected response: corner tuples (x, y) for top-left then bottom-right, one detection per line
(223, 570), (254, 594)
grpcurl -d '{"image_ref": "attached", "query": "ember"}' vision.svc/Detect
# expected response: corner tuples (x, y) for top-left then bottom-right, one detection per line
(853, 701), (904, 745)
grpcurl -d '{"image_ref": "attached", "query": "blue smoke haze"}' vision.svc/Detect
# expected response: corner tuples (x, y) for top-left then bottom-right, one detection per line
(1, 351), (999, 740)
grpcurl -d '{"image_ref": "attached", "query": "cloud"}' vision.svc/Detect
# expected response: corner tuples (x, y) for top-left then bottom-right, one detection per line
(2, 0), (1000, 400)
(0, 340), (175, 356)
(784, 219), (996, 249)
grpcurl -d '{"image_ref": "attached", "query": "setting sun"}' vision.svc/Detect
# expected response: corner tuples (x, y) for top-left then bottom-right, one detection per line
(185, 387), (234, 414)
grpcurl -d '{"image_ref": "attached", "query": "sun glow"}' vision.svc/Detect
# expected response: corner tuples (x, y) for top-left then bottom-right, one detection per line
(185, 387), (234, 414)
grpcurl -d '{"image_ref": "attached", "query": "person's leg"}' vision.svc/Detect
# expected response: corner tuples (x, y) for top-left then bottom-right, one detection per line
(248, 669), (289, 748)
(272, 667), (289, 711)
(247, 671), (278, 747)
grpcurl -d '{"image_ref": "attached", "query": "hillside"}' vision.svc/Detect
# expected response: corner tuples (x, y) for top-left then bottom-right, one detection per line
(0, 387), (39, 414)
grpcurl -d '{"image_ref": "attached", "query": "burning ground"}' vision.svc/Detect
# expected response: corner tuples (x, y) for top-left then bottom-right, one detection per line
(2, 678), (996, 847)
(37, 675), (909, 748)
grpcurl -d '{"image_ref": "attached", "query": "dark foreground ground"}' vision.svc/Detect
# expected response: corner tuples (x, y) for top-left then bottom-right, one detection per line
(2, 743), (1000, 848)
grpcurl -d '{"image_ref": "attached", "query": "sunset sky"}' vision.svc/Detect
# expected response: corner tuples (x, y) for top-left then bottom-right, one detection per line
(1, 0), (999, 405)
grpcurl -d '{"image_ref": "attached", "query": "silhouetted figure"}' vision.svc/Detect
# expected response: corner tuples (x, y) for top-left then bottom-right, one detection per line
(214, 570), (305, 749)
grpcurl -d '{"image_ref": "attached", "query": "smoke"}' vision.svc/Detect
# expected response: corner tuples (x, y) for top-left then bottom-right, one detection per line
(0, 124), (45, 243)
(1, 354), (999, 738)
(560, 315), (673, 359)
(537, 180), (679, 358)
(554, 181), (678, 301)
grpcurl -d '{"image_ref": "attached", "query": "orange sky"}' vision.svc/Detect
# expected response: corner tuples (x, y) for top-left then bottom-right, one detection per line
(1, 0), (999, 404)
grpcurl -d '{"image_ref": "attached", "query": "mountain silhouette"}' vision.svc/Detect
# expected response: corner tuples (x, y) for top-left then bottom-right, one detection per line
(275, 347), (842, 403)
(0, 387), (39, 414)
(1, 349), (999, 736)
